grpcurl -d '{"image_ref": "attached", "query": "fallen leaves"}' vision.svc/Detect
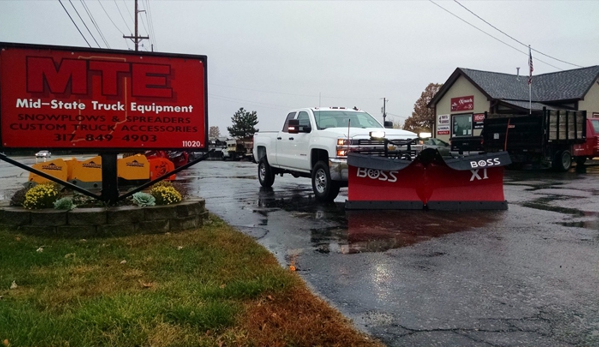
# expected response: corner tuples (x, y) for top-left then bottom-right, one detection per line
(138, 280), (155, 289)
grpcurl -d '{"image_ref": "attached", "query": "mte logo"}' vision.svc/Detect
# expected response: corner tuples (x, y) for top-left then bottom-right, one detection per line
(26, 57), (173, 98)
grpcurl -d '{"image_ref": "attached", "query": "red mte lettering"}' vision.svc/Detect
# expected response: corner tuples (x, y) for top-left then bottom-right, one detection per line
(26, 57), (172, 98)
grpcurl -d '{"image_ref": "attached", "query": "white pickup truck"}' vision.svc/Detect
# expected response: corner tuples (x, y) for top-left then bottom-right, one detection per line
(252, 107), (417, 201)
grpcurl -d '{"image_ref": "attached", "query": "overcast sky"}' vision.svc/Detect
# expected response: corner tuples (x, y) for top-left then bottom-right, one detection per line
(1, 0), (598, 135)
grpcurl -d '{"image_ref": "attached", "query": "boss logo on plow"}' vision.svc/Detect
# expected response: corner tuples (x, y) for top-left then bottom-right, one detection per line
(356, 168), (398, 183)
(470, 158), (501, 168)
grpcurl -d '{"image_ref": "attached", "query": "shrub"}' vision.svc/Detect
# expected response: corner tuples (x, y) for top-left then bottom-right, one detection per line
(150, 185), (182, 205)
(54, 197), (76, 210)
(22, 183), (60, 209)
(131, 192), (156, 207)
(71, 192), (104, 208)
(152, 180), (188, 198)
(10, 182), (36, 207)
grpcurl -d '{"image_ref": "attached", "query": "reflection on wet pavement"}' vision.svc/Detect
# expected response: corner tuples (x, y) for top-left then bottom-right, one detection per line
(314, 210), (504, 253)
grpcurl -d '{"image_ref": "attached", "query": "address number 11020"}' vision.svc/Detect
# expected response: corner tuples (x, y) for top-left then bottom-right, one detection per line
(182, 141), (202, 147)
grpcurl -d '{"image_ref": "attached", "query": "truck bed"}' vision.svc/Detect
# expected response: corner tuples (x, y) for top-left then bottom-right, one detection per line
(483, 110), (587, 152)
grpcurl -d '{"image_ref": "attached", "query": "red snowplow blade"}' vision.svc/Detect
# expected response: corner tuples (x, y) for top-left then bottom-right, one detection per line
(346, 149), (511, 210)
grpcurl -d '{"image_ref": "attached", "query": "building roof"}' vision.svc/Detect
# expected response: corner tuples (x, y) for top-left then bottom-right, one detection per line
(430, 65), (599, 107)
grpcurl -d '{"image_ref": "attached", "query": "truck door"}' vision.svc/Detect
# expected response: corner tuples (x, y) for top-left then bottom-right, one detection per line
(276, 111), (312, 171)
(273, 111), (297, 168)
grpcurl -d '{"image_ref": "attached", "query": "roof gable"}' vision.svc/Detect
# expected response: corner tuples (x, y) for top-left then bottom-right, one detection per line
(430, 65), (599, 107)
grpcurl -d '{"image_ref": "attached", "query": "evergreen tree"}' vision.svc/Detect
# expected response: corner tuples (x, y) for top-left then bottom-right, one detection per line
(227, 108), (259, 139)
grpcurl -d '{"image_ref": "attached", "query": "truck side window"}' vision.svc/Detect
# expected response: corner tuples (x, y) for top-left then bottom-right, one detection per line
(282, 112), (296, 132)
(297, 111), (310, 130)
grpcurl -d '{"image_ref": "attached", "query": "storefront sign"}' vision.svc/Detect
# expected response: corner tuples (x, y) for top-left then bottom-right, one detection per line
(473, 113), (485, 129)
(438, 114), (450, 125)
(437, 125), (450, 135)
(0, 43), (208, 150)
(451, 96), (474, 112)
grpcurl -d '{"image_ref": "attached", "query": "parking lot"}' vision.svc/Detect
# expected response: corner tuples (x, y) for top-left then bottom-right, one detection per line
(1, 157), (598, 346)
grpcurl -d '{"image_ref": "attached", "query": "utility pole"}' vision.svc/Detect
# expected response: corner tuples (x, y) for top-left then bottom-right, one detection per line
(381, 98), (387, 125)
(123, 0), (149, 51)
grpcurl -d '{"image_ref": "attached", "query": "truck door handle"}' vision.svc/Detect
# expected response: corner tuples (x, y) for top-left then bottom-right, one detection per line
(277, 137), (282, 140)
(288, 137), (294, 140)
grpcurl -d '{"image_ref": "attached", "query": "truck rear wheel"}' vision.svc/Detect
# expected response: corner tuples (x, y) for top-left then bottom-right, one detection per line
(553, 150), (572, 171)
(312, 161), (340, 202)
(258, 157), (275, 187)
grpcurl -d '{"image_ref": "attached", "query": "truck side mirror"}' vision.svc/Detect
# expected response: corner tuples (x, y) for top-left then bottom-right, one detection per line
(384, 121), (394, 129)
(288, 119), (300, 134)
(301, 125), (311, 133)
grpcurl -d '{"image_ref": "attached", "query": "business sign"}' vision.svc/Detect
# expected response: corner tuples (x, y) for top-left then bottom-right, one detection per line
(438, 114), (450, 125)
(450, 96), (474, 112)
(437, 125), (450, 135)
(0, 42), (208, 150)
(473, 113), (485, 129)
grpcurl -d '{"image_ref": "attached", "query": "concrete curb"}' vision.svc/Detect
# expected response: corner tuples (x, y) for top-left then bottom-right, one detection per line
(0, 198), (207, 237)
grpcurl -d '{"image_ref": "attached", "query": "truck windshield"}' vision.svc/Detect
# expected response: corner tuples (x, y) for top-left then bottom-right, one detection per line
(313, 111), (383, 129)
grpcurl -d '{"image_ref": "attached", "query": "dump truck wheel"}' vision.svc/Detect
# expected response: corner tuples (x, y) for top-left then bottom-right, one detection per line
(258, 157), (275, 188)
(312, 161), (340, 202)
(553, 150), (572, 171)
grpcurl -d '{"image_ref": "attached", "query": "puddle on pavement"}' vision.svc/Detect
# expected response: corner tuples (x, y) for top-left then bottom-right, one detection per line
(522, 196), (587, 217)
(312, 210), (504, 254)
(520, 196), (599, 231)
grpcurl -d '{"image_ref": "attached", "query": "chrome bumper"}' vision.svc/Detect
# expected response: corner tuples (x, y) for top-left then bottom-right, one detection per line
(329, 158), (348, 181)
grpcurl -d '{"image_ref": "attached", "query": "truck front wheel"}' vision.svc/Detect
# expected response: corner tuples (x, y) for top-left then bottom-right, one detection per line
(258, 157), (275, 187)
(553, 150), (572, 171)
(312, 161), (340, 202)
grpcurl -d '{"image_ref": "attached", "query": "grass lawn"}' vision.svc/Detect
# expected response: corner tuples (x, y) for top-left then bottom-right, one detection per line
(0, 213), (382, 347)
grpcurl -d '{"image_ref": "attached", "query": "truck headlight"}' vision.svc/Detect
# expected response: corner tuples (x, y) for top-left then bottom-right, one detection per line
(369, 131), (385, 139)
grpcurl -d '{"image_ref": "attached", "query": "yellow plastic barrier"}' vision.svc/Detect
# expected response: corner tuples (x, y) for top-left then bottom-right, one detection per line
(118, 154), (151, 181)
(29, 158), (69, 183)
(70, 156), (103, 186)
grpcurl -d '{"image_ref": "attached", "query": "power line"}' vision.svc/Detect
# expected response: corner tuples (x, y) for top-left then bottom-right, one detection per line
(143, 0), (157, 49)
(121, 0), (135, 24)
(81, 0), (110, 48)
(209, 93), (292, 110)
(98, 0), (125, 35)
(453, 0), (582, 68)
(428, 0), (562, 70)
(57, 0), (91, 47)
(68, 0), (101, 48)
(210, 83), (381, 101)
(113, 0), (132, 33)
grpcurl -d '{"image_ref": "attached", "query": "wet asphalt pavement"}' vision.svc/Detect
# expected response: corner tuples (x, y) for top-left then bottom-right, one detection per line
(179, 160), (599, 347)
(1, 157), (598, 346)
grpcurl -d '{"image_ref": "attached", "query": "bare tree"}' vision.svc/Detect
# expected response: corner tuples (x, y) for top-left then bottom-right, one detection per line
(403, 83), (442, 133)
(209, 126), (220, 138)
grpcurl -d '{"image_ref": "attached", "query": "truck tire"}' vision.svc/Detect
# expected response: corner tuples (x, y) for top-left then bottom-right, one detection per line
(553, 150), (572, 171)
(311, 161), (340, 202)
(258, 157), (275, 187)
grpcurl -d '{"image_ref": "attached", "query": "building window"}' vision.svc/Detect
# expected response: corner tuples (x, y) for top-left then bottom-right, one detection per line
(452, 113), (473, 137)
